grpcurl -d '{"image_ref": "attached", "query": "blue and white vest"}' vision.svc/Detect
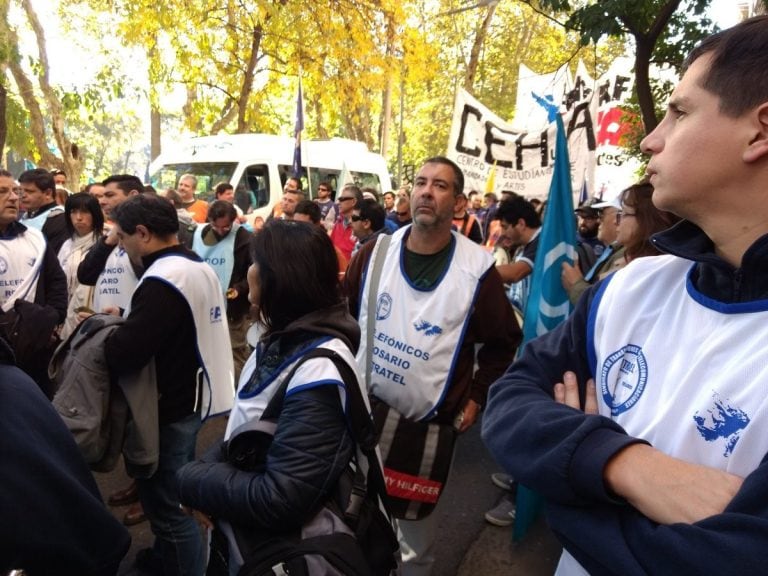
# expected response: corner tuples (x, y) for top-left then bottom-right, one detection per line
(0, 227), (45, 310)
(558, 254), (768, 576)
(21, 205), (64, 231)
(191, 223), (238, 294)
(225, 337), (359, 440)
(92, 247), (139, 313)
(356, 227), (494, 421)
(133, 253), (234, 419)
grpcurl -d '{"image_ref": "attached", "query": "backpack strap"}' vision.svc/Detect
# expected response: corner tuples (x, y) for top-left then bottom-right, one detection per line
(258, 346), (391, 518)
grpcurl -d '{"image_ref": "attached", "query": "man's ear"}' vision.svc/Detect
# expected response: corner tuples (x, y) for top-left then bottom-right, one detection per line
(743, 102), (768, 163)
(135, 224), (150, 242)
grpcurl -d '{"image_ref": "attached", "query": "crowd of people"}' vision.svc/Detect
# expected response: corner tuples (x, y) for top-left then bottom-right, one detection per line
(3, 15), (768, 576)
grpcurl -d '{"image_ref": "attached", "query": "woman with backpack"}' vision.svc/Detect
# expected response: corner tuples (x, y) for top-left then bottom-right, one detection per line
(177, 219), (396, 576)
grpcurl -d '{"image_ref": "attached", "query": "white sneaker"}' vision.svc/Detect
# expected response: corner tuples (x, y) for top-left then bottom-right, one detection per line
(491, 472), (514, 491)
(484, 497), (516, 527)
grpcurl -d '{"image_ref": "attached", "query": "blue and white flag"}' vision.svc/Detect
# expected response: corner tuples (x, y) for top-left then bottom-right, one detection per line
(514, 113), (577, 541)
(292, 76), (304, 178)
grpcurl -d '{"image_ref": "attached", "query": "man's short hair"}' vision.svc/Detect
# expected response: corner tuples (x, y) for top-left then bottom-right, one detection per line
(686, 15), (768, 118)
(422, 156), (464, 196)
(383, 191), (395, 201)
(113, 194), (179, 237)
(284, 176), (302, 191)
(102, 174), (144, 196)
(294, 199), (321, 224)
(341, 184), (363, 203)
(207, 199), (237, 222)
(214, 182), (234, 197)
(355, 198), (386, 232)
(180, 173), (198, 188)
(0, 169), (12, 178)
(496, 196), (541, 228)
(18, 168), (55, 194)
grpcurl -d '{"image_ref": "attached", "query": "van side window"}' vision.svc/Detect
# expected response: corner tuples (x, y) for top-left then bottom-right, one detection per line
(236, 165), (270, 211)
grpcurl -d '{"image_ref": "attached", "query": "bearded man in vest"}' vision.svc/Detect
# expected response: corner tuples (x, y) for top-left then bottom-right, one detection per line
(344, 156), (520, 576)
(104, 194), (233, 576)
(191, 200), (252, 382)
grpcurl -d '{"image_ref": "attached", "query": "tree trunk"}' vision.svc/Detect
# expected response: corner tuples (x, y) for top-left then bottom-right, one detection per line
(20, 0), (82, 185)
(150, 106), (161, 161)
(464, 3), (497, 92)
(0, 81), (6, 167)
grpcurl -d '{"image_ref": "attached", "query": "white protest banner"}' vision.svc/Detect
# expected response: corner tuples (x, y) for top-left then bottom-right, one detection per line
(446, 58), (642, 201)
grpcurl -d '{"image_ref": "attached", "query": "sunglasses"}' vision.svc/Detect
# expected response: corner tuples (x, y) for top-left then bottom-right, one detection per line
(350, 214), (364, 222)
(339, 196), (355, 202)
(396, 211), (409, 217)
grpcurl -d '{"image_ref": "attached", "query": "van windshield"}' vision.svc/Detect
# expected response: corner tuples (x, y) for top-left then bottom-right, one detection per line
(150, 163), (238, 198)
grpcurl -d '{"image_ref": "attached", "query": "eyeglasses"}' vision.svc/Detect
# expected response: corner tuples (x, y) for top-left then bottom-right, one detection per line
(396, 211), (409, 217)
(339, 196), (355, 202)
(350, 214), (364, 222)
(617, 212), (635, 222)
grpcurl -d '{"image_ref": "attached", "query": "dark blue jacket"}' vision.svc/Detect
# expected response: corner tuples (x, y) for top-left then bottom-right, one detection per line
(482, 220), (768, 575)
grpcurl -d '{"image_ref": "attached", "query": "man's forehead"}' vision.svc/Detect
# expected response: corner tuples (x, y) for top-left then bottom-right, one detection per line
(417, 162), (452, 179)
(0, 176), (14, 189)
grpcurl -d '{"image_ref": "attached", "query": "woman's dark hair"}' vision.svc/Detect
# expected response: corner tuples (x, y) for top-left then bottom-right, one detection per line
(64, 192), (104, 236)
(250, 220), (341, 332)
(620, 180), (681, 261)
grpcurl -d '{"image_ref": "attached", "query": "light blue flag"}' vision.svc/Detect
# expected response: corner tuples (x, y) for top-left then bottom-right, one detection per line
(513, 113), (577, 542)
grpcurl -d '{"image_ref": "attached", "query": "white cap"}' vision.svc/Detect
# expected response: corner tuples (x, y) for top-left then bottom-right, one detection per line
(592, 196), (622, 210)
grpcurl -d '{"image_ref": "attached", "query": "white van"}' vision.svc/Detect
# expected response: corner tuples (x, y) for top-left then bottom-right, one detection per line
(148, 134), (392, 221)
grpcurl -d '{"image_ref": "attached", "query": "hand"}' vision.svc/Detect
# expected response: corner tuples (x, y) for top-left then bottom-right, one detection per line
(605, 443), (744, 525)
(455, 398), (481, 433)
(553, 371), (598, 414)
(76, 310), (95, 323)
(226, 288), (238, 300)
(561, 260), (583, 291)
(101, 306), (121, 317)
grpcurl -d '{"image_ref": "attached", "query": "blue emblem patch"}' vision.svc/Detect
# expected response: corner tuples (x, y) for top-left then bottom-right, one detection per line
(376, 292), (392, 321)
(693, 393), (750, 457)
(600, 344), (648, 416)
(413, 319), (442, 336)
(210, 306), (223, 323)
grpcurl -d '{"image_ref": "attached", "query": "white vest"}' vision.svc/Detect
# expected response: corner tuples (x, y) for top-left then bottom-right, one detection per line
(92, 247), (139, 313)
(136, 253), (234, 419)
(225, 337), (359, 440)
(22, 205), (64, 231)
(558, 255), (768, 576)
(191, 224), (238, 294)
(356, 228), (494, 421)
(0, 227), (45, 310)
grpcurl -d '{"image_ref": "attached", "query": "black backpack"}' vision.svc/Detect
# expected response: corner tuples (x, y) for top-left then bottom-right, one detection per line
(219, 348), (399, 576)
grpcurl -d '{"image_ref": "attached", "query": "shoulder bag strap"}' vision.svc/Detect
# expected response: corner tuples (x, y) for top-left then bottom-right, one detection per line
(365, 234), (391, 391)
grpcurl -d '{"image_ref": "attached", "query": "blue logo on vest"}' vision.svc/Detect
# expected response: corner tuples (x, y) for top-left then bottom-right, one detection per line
(600, 344), (647, 416)
(413, 319), (442, 336)
(693, 393), (750, 457)
(0, 257), (6, 274)
(376, 292), (392, 320)
(210, 306), (223, 323)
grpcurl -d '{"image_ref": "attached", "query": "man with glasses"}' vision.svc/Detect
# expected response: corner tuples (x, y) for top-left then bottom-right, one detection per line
(314, 181), (337, 231)
(350, 197), (387, 257)
(386, 194), (412, 230)
(330, 183), (363, 261)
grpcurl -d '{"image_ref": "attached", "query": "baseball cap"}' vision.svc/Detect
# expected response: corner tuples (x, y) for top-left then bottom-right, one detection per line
(591, 196), (622, 210)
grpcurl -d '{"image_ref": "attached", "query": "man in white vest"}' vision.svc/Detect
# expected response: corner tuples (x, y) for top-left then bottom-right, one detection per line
(0, 170), (67, 398)
(104, 194), (233, 576)
(191, 200), (252, 382)
(483, 17), (768, 575)
(77, 174), (143, 315)
(344, 157), (520, 576)
(18, 168), (68, 255)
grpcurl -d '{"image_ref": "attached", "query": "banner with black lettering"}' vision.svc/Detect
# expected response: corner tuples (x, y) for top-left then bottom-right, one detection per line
(447, 58), (641, 200)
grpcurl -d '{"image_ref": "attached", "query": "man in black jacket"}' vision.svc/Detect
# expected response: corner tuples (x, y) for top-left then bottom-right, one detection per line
(105, 194), (233, 576)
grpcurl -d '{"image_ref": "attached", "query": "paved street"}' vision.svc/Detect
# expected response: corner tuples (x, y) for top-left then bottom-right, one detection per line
(95, 415), (561, 575)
